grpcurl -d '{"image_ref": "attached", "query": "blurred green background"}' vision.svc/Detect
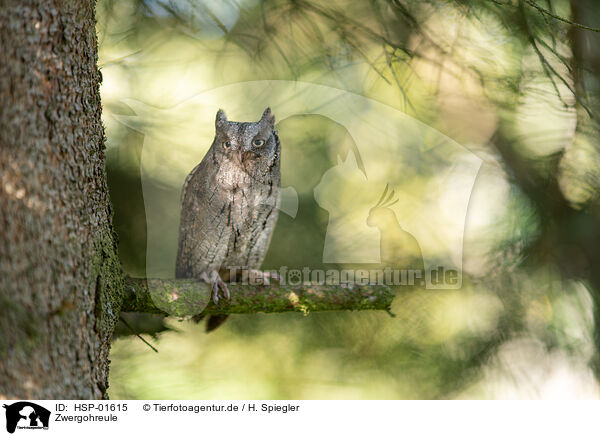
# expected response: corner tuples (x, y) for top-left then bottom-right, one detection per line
(99, 0), (600, 398)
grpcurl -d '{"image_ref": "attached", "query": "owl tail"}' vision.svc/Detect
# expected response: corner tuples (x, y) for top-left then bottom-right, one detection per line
(191, 313), (229, 332)
(205, 315), (229, 332)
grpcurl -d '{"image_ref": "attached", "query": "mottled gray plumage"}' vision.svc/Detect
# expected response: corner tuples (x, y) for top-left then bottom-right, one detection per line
(176, 108), (281, 331)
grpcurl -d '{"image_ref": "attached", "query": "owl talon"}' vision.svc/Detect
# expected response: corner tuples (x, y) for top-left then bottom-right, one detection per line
(203, 272), (229, 305)
(212, 281), (220, 305)
(221, 280), (231, 300)
(212, 277), (230, 305)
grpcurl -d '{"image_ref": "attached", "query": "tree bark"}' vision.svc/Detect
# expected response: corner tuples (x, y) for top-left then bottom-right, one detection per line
(0, 0), (123, 399)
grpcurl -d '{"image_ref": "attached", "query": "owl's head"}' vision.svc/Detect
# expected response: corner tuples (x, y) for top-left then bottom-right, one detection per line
(212, 107), (278, 173)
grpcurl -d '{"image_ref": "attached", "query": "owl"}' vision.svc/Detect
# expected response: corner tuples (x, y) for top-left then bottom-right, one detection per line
(175, 108), (281, 331)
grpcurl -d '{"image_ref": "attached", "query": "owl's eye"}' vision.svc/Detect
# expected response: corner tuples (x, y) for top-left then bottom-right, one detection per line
(252, 139), (265, 147)
(223, 141), (231, 149)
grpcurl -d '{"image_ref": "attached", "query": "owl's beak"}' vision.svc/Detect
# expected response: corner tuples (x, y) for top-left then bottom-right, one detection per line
(237, 149), (255, 165)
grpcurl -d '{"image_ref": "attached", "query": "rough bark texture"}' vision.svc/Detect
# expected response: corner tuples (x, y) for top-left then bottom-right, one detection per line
(122, 277), (394, 317)
(0, 0), (123, 399)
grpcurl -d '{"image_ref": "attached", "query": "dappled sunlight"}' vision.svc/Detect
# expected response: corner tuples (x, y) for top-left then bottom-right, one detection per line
(99, 0), (600, 399)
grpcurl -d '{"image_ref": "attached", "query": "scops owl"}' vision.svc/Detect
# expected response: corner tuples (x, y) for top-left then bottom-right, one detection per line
(175, 108), (281, 331)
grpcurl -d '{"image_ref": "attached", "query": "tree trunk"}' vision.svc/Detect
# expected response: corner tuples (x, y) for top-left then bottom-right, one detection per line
(0, 0), (123, 399)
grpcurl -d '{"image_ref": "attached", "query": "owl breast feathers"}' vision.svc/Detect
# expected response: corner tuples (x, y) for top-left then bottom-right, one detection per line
(175, 107), (281, 309)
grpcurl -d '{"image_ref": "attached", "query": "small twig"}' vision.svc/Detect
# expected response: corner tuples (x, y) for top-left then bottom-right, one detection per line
(118, 315), (159, 353)
(520, 0), (593, 118)
(523, 0), (600, 33)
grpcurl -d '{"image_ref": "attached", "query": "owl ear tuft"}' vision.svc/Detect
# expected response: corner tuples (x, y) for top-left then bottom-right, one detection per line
(216, 109), (227, 128)
(260, 107), (275, 126)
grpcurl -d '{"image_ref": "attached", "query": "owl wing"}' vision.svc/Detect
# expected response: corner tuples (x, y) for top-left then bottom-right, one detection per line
(175, 155), (232, 278)
(242, 188), (281, 269)
(244, 131), (281, 268)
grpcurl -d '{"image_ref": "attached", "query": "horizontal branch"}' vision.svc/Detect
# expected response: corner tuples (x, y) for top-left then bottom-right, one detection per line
(122, 276), (394, 317)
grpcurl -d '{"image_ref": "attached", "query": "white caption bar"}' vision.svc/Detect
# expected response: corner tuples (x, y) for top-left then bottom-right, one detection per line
(0, 400), (597, 436)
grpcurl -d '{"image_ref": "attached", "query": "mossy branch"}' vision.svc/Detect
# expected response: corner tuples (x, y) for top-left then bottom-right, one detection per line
(122, 276), (394, 317)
